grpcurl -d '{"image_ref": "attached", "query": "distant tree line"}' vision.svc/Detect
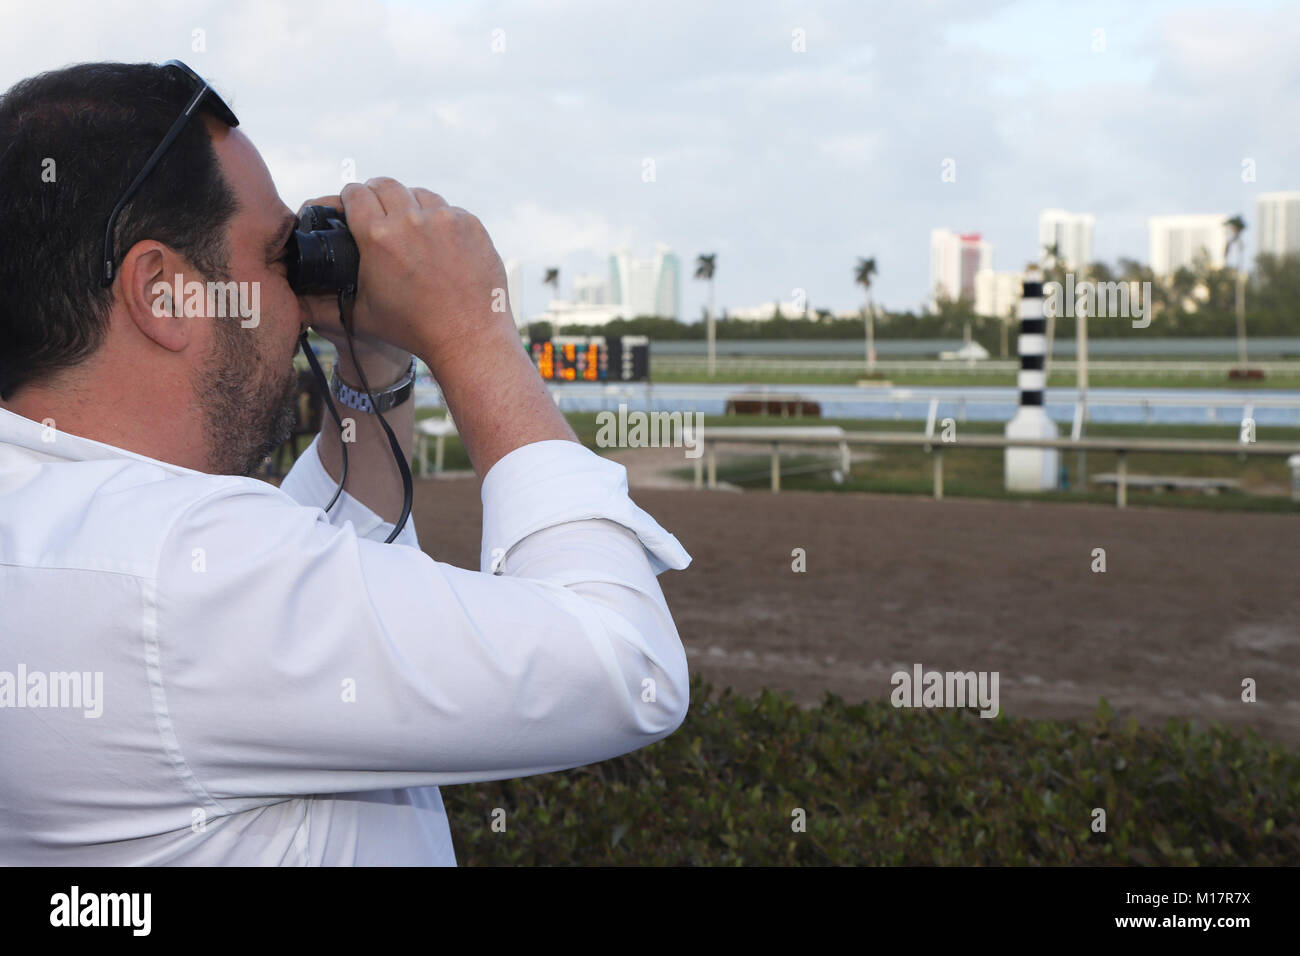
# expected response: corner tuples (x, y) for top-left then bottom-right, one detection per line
(530, 253), (1300, 346)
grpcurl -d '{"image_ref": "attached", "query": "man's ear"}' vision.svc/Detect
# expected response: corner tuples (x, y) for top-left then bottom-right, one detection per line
(118, 242), (193, 353)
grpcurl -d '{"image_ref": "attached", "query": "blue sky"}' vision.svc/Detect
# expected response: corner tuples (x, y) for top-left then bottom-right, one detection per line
(2, 0), (1297, 317)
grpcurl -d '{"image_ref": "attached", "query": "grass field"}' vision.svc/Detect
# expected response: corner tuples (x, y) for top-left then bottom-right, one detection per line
(414, 409), (1300, 513)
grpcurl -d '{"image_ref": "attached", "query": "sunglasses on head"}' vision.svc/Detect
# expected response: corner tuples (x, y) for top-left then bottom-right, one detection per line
(100, 59), (239, 286)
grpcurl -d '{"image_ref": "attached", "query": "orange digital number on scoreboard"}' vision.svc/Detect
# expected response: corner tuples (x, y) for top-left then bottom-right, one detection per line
(531, 337), (641, 382)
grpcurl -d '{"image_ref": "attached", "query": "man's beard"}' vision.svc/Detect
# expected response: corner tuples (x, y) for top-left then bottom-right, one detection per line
(196, 318), (299, 477)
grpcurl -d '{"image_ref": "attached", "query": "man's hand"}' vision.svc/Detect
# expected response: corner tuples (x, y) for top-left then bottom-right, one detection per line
(305, 179), (512, 379)
(303, 177), (576, 481)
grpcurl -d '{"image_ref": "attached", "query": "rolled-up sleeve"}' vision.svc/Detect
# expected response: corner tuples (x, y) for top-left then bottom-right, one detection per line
(152, 439), (692, 807)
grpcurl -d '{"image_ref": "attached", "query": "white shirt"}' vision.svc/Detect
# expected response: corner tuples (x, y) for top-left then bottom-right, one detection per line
(0, 405), (691, 865)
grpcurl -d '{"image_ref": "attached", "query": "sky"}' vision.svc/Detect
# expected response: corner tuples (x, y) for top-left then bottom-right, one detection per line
(2, 0), (1297, 319)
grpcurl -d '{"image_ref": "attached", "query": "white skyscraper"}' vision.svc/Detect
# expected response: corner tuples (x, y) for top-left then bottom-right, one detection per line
(1038, 209), (1095, 270)
(1256, 192), (1300, 259)
(655, 247), (681, 319)
(974, 269), (1023, 319)
(930, 229), (992, 306)
(572, 273), (609, 305)
(1148, 215), (1232, 276)
(608, 245), (681, 319)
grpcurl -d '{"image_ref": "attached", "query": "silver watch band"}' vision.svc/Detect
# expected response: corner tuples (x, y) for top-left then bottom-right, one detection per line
(329, 356), (418, 414)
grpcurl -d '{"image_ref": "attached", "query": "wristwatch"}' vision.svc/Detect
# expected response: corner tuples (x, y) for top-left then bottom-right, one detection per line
(329, 356), (418, 414)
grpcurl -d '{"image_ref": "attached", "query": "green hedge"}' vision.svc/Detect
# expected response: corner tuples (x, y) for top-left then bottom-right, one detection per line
(442, 676), (1300, 865)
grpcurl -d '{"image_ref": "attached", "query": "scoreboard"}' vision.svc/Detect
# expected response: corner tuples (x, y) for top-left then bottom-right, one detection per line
(529, 335), (650, 383)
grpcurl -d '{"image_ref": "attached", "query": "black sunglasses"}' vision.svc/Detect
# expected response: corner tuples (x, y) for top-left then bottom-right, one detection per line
(100, 59), (240, 286)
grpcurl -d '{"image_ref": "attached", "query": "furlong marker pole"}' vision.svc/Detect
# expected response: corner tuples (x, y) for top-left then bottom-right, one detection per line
(1005, 267), (1061, 491)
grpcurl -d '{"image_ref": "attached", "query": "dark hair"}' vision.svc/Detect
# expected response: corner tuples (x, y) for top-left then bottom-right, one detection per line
(0, 62), (238, 399)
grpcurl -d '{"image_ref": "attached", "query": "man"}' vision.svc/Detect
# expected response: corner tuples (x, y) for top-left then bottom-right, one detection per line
(0, 62), (691, 865)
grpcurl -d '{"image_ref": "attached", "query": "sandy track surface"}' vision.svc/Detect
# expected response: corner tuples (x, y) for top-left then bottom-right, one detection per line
(410, 462), (1300, 747)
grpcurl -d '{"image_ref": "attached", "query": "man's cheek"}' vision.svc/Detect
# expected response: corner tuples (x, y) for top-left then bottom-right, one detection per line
(238, 280), (261, 328)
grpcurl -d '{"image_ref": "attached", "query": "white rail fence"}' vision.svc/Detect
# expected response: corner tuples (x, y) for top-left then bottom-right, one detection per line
(690, 428), (1300, 508)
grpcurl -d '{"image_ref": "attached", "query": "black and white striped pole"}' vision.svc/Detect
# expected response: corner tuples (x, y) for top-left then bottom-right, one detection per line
(1005, 265), (1061, 491)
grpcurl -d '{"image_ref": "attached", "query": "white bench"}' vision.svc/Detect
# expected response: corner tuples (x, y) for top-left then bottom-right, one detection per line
(415, 416), (459, 475)
(1092, 473), (1240, 495)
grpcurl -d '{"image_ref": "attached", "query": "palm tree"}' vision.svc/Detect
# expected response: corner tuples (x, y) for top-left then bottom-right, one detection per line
(694, 254), (717, 376)
(542, 268), (559, 308)
(1088, 261), (1114, 283)
(854, 257), (878, 372)
(1169, 266), (1197, 319)
(1224, 215), (1248, 367)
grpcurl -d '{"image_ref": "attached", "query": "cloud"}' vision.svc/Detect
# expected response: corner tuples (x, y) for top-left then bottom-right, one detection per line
(0, 0), (1294, 315)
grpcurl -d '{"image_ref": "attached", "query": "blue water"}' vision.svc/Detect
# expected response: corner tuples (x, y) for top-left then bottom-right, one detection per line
(417, 380), (1300, 427)
(650, 337), (1300, 359)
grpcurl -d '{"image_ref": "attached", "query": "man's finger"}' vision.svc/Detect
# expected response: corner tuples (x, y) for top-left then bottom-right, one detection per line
(411, 187), (448, 210)
(338, 180), (387, 234)
(365, 176), (419, 216)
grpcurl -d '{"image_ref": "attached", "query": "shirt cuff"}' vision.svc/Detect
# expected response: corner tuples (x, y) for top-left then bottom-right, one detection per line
(479, 439), (691, 575)
(278, 434), (421, 548)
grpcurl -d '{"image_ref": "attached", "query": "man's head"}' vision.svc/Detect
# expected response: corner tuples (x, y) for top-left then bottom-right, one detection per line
(0, 61), (306, 475)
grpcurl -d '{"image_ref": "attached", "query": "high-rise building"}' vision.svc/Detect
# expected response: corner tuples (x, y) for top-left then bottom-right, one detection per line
(974, 269), (1023, 319)
(655, 248), (680, 320)
(1148, 214), (1232, 276)
(1256, 192), (1300, 259)
(930, 229), (992, 306)
(1038, 209), (1094, 270)
(572, 273), (609, 305)
(608, 245), (681, 319)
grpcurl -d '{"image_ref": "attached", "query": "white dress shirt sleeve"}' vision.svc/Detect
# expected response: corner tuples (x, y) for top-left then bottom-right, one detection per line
(153, 437), (692, 807)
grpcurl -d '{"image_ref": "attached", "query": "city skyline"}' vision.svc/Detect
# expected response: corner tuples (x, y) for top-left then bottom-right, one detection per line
(515, 246), (683, 326)
(514, 188), (1296, 324)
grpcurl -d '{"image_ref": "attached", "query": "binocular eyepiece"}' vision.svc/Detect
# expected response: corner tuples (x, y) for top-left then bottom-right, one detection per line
(286, 205), (360, 295)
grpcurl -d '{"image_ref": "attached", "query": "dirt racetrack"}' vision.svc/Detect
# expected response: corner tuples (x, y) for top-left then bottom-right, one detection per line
(410, 465), (1300, 748)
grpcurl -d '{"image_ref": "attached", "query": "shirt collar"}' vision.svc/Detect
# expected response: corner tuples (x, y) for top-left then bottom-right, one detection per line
(0, 403), (203, 476)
